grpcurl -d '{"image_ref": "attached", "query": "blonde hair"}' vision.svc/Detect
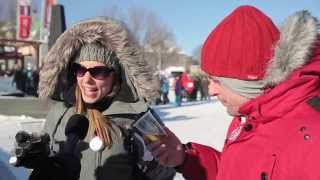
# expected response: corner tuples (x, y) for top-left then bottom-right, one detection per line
(73, 61), (122, 149)
(75, 85), (115, 149)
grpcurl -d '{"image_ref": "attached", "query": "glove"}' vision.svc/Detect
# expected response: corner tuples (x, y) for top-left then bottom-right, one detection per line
(11, 131), (81, 180)
(28, 153), (81, 180)
(12, 131), (51, 169)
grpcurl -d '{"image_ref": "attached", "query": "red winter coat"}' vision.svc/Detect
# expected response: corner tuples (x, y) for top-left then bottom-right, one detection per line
(179, 51), (320, 180)
(181, 73), (194, 94)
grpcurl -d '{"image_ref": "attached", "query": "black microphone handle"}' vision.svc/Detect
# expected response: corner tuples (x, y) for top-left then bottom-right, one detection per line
(63, 133), (80, 154)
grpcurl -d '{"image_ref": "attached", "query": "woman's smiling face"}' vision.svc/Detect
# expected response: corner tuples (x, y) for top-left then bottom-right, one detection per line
(76, 61), (114, 104)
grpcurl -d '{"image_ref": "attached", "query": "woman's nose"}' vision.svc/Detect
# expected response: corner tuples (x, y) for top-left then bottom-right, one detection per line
(82, 72), (95, 83)
(208, 81), (219, 96)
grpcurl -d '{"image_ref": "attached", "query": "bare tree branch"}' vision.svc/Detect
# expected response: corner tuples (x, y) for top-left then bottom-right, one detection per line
(101, 4), (179, 70)
(127, 6), (146, 43)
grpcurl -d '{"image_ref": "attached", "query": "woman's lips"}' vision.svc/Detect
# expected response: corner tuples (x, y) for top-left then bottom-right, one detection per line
(83, 88), (98, 97)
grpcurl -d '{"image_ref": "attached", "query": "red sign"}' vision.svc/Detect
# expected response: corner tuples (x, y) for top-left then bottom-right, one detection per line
(18, 16), (31, 39)
(17, 0), (31, 40)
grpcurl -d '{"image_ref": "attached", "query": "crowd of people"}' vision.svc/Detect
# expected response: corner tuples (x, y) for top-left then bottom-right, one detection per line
(11, 63), (39, 96)
(157, 73), (211, 106)
(0, 63), (39, 96)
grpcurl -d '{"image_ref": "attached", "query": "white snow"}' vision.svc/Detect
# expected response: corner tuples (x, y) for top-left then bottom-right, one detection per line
(154, 99), (232, 151)
(0, 98), (232, 180)
(0, 115), (45, 180)
(154, 100), (232, 180)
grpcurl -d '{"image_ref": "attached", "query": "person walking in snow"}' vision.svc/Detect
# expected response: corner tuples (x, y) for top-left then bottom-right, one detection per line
(174, 74), (183, 106)
(160, 76), (170, 104)
(200, 75), (209, 100)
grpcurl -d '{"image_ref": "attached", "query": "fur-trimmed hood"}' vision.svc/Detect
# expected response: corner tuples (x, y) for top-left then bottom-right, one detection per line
(264, 10), (320, 86)
(38, 17), (159, 103)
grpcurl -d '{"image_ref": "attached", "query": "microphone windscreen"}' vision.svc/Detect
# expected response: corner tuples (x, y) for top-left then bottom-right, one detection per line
(65, 114), (89, 140)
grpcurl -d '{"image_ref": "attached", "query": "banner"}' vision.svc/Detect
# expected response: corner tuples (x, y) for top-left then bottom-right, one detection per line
(18, 16), (31, 39)
(17, 0), (32, 40)
(40, 0), (57, 42)
(44, 0), (56, 29)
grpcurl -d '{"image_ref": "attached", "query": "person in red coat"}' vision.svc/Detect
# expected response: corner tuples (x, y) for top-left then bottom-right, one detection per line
(149, 5), (320, 180)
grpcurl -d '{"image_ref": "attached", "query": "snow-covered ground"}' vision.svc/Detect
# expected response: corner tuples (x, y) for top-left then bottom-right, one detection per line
(0, 115), (45, 180)
(155, 100), (232, 180)
(0, 98), (232, 180)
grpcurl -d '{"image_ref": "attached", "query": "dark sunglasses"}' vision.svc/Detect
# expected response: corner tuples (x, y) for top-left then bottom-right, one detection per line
(72, 63), (114, 80)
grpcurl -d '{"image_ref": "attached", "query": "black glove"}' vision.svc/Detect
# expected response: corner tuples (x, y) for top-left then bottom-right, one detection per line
(11, 131), (81, 180)
(28, 153), (81, 180)
(12, 131), (50, 169)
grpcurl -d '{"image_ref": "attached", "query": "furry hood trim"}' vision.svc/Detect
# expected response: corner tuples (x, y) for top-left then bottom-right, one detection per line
(264, 10), (320, 86)
(38, 17), (159, 103)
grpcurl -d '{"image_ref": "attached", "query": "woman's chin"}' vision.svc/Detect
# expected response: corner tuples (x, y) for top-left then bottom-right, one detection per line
(81, 91), (100, 103)
(82, 95), (100, 104)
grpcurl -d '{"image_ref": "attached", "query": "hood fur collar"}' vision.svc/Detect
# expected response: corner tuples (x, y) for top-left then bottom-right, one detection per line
(264, 10), (320, 86)
(38, 17), (159, 103)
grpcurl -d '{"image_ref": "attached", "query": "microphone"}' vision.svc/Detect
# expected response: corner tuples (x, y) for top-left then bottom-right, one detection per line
(63, 114), (89, 154)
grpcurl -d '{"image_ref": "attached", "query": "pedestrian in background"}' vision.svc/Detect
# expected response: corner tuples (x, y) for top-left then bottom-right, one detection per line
(12, 63), (26, 92)
(174, 74), (183, 106)
(160, 75), (170, 104)
(200, 75), (209, 101)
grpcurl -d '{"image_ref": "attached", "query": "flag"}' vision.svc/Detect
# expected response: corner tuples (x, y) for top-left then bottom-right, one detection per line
(17, 0), (32, 40)
(40, 0), (56, 42)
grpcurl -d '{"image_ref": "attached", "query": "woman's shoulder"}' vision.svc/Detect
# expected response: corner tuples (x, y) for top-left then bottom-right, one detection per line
(46, 101), (70, 118)
(103, 99), (148, 116)
(107, 113), (139, 132)
(43, 101), (73, 132)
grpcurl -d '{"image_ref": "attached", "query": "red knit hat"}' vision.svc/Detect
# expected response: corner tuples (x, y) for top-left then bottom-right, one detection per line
(201, 5), (279, 80)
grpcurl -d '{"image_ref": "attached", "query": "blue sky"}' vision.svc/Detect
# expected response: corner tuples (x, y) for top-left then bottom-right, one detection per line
(57, 0), (320, 56)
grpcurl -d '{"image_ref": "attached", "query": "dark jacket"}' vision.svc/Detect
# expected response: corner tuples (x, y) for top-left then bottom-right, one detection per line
(44, 100), (175, 180)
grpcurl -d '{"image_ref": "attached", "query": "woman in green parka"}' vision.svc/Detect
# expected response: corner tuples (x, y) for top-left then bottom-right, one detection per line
(36, 17), (175, 180)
